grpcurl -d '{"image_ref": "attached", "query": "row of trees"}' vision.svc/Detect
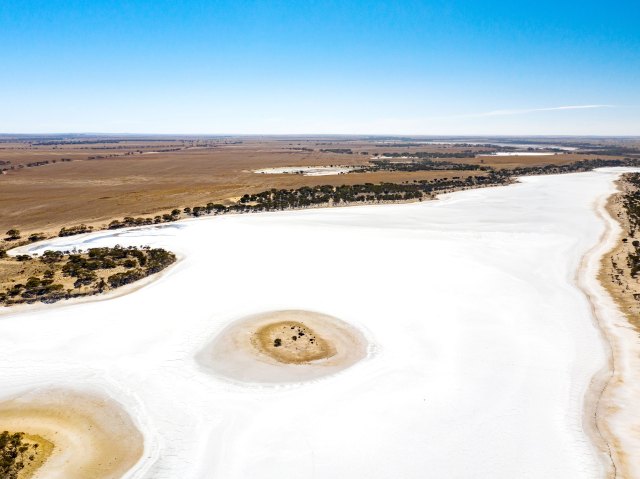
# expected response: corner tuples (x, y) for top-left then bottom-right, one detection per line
(371, 151), (488, 159)
(232, 174), (510, 211)
(320, 148), (353, 154)
(365, 159), (485, 172)
(3, 229), (46, 242)
(59, 224), (93, 237)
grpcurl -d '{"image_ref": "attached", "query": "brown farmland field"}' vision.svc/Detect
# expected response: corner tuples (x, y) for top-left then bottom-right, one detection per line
(0, 136), (629, 238)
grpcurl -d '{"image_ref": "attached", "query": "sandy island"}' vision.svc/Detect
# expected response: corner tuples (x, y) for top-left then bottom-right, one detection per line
(197, 310), (369, 383)
(0, 389), (143, 479)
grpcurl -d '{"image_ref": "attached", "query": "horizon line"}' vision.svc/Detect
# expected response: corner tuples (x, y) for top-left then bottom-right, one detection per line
(1, 132), (639, 138)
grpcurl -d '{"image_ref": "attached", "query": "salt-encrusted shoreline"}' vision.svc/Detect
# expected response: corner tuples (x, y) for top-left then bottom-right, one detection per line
(577, 186), (622, 478)
(584, 175), (640, 478)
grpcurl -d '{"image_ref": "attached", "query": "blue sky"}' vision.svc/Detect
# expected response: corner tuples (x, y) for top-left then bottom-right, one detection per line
(1, 0), (639, 135)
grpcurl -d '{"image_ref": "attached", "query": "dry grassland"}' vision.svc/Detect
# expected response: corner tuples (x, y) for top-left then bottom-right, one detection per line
(0, 137), (626, 238)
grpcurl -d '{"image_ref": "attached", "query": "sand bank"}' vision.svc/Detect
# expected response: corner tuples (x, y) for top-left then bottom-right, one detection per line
(197, 310), (369, 383)
(0, 389), (143, 479)
(584, 173), (640, 478)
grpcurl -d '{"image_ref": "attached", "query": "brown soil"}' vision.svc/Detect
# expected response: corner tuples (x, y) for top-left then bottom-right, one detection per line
(251, 321), (335, 364)
(0, 389), (143, 479)
(17, 434), (54, 479)
(0, 137), (620, 240)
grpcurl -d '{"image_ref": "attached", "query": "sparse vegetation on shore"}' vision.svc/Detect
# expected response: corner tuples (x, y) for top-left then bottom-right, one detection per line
(0, 431), (41, 479)
(0, 246), (175, 307)
(614, 174), (640, 279)
(602, 173), (640, 329)
(58, 224), (94, 237)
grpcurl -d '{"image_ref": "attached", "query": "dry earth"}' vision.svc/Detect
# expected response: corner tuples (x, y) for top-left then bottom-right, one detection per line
(251, 320), (335, 364)
(0, 136), (625, 240)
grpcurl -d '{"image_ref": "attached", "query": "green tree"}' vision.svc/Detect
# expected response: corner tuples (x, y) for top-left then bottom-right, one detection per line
(5, 229), (20, 240)
(28, 232), (45, 242)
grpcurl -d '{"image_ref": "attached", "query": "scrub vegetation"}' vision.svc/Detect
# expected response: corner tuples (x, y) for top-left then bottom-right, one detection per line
(0, 246), (175, 306)
(602, 173), (640, 330)
(619, 173), (640, 278)
(0, 431), (41, 479)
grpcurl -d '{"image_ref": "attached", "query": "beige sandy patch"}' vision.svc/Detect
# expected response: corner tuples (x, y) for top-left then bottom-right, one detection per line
(0, 389), (143, 479)
(197, 310), (369, 384)
(251, 320), (335, 364)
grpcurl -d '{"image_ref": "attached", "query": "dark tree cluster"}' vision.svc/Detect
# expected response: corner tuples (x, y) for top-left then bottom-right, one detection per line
(0, 431), (39, 479)
(4, 229), (20, 241)
(621, 173), (640, 278)
(230, 174), (510, 212)
(58, 224), (94, 237)
(365, 159), (485, 172)
(371, 151), (488, 159)
(320, 148), (353, 154)
(622, 173), (640, 236)
(0, 246), (176, 306)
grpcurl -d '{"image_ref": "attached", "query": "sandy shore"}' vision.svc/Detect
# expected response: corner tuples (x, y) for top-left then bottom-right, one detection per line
(584, 176), (640, 478)
(197, 310), (370, 384)
(0, 389), (143, 479)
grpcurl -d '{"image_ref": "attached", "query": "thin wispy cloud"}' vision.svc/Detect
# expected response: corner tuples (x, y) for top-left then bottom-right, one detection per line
(467, 104), (615, 118)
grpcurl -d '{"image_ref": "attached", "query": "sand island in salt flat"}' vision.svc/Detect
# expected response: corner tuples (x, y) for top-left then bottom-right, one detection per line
(252, 320), (335, 364)
(197, 310), (368, 383)
(0, 389), (143, 479)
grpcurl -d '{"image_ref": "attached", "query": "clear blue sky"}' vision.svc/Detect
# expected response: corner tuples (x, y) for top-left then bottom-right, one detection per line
(1, 0), (639, 135)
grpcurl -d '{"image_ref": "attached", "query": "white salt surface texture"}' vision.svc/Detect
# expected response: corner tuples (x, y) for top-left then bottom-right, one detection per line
(478, 151), (559, 156)
(0, 169), (628, 478)
(254, 165), (358, 176)
(419, 140), (578, 150)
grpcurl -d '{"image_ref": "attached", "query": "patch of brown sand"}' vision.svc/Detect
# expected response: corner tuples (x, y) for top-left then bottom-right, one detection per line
(197, 310), (369, 384)
(251, 320), (335, 364)
(16, 433), (55, 479)
(0, 389), (143, 479)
